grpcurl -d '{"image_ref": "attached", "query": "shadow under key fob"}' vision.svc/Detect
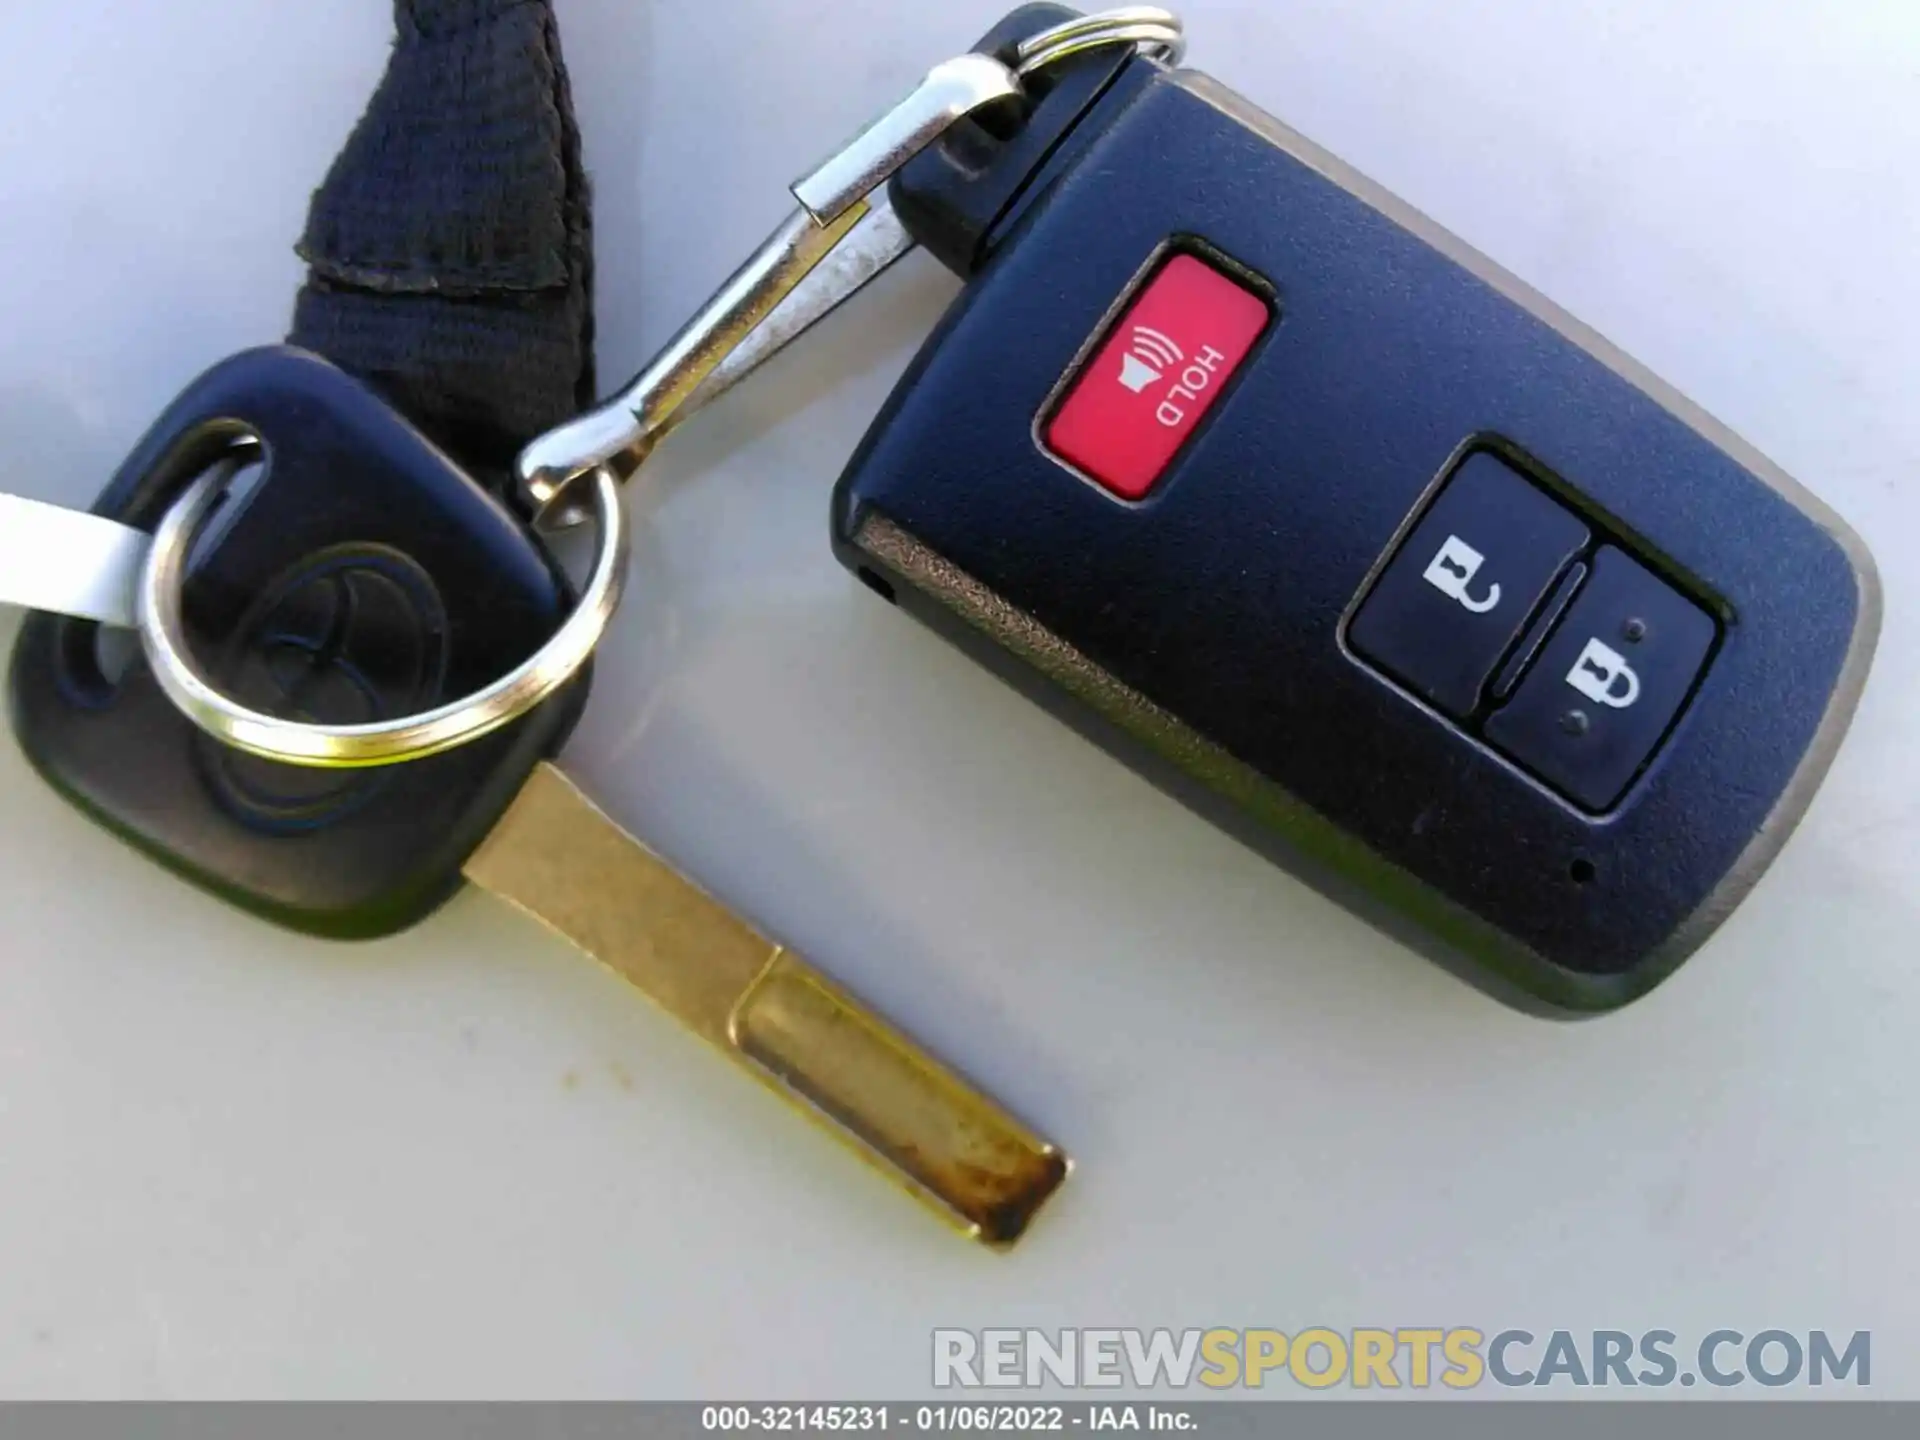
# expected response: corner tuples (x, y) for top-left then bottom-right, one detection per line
(830, 6), (1882, 1017)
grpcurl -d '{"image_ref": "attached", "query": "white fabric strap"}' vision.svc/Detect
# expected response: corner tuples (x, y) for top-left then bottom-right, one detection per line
(0, 492), (149, 628)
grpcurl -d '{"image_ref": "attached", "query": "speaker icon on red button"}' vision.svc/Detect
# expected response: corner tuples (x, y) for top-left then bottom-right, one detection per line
(1119, 326), (1185, 393)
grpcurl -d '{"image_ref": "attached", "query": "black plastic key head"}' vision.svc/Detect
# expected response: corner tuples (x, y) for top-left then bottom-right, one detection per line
(7, 346), (589, 938)
(836, 24), (1879, 1016)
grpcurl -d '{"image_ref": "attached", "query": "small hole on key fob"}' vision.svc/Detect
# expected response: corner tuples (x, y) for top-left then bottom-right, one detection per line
(92, 624), (139, 688)
(185, 456), (268, 576)
(55, 453), (272, 708)
(54, 618), (133, 707)
(967, 92), (1029, 145)
(856, 566), (897, 604)
(1569, 858), (1598, 885)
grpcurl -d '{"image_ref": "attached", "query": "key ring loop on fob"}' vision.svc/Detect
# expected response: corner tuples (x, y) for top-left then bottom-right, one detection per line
(132, 6), (1183, 770)
(1013, 6), (1185, 74)
(137, 461), (627, 770)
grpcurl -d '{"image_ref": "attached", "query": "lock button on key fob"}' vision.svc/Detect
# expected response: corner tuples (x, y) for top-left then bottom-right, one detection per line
(1487, 546), (1718, 811)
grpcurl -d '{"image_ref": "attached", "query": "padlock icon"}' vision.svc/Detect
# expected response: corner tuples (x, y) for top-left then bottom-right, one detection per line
(1420, 534), (1502, 614)
(1566, 637), (1641, 709)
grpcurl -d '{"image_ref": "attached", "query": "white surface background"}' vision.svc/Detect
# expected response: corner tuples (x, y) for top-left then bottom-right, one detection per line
(0, 0), (1915, 1402)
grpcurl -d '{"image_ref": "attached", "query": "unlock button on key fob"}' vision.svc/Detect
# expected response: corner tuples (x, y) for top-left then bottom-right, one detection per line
(1350, 452), (1589, 718)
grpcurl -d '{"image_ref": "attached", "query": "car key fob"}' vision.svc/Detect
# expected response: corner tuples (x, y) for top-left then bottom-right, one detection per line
(831, 4), (1881, 1016)
(7, 346), (590, 939)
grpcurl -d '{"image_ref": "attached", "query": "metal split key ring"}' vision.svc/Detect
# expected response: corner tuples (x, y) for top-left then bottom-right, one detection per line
(134, 6), (1186, 770)
(138, 462), (628, 768)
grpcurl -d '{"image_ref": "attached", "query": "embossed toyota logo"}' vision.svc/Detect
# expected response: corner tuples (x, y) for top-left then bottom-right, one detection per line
(196, 545), (450, 831)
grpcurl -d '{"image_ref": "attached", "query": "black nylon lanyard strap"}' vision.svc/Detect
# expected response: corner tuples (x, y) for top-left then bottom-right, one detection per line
(290, 0), (595, 489)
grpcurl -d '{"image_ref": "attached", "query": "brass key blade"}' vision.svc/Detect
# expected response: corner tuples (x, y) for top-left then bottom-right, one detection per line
(461, 763), (1069, 1247)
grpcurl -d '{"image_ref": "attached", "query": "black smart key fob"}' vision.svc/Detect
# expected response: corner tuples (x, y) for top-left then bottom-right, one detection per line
(831, 5), (1881, 1016)
(7, 347), (590, 938)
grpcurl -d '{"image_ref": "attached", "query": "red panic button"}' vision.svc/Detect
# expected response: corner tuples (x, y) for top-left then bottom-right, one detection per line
(1044, 253), (1271, 500)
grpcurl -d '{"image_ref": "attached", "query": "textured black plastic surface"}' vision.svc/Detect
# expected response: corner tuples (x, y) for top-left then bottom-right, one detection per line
(7, 346), (588, 939)
(833, 69), (1878, 1015)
